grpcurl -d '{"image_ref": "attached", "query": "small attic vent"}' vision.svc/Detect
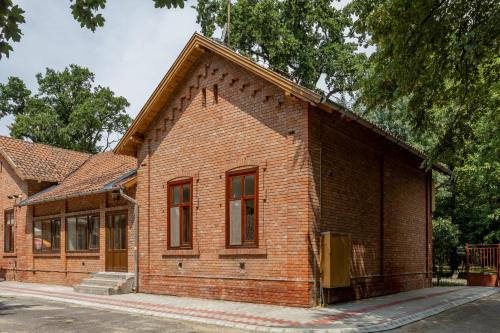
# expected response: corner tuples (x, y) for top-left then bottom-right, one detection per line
(213, 84), (218, 104)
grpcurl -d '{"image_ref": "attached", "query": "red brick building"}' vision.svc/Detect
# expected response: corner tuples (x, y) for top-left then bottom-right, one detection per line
(0, 136), (137, 286)
(1, 33), (447, 307)
(114, 34), (446, 306)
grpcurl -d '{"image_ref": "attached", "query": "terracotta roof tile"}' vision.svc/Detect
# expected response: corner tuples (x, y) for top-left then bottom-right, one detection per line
(20, 152), (137, 206)
(0, 136), (91, 182)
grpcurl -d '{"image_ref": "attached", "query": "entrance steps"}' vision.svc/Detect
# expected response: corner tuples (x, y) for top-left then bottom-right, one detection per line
(73, 272), (134, 295)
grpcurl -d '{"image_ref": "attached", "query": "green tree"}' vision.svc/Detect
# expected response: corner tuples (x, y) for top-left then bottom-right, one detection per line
(0, 64), (131, 153)
(437, 106), (500, 245)
(350, 0), (499, 246)
(349, 0), (499, 163)
(432, 217), (461, 285)
(366, 81), (499, 245)
(195, 0), (368, 99)
(0, 0), (186, 59)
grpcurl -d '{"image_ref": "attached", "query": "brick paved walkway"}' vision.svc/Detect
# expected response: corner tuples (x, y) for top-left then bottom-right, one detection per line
(0, 281), (497, 332)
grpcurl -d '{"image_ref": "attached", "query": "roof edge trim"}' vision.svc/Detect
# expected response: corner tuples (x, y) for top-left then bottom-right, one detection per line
(18, 187), (116, 207)
(0, 147), (25, 181)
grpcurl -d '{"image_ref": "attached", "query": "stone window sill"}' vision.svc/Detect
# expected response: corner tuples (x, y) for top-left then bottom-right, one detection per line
(2, 253), (17, 258)
(162, 248), (200, 258)
(217, 247), (267, 257)
(66, 252), (100, 258)
(33, 252), (61, 258)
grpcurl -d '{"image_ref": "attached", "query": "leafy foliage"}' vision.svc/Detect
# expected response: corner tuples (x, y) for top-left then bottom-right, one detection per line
(434, 106), (500, 244)
(432, 217), (461, 284)
(0, 0), (25, 59)
(0, 0), (186, 59)
(69, 0), (107, 31)
(349, 0), (500, 164)
(0, 65), (131, 153)
(351, 0), (499, 245)
(195, 0), (368, 99)
(367, 81), (499, 245)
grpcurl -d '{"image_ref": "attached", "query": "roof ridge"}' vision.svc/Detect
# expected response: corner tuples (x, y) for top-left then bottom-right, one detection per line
(54, 152), (94, 184)
(56, 151), (132, 184)
(0, 135), (92, 157)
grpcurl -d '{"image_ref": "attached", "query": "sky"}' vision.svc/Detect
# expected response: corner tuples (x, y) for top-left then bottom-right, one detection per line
(0, 0), (354, 138)
(0, 0), (200, 136)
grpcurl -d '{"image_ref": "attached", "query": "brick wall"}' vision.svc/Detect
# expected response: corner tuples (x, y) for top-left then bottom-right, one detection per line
(135, 52), (314, 307)
(308, 107), (432, 303)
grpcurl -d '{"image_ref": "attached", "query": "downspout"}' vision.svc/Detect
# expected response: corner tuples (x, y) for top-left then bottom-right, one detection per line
(119, 188), (139, 293)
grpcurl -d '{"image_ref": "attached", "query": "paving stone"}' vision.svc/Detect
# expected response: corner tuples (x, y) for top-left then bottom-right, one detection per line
(0, 281), (498, 332)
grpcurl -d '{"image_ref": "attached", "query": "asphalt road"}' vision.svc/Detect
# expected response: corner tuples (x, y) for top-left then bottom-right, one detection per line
(0, 295), (244, 333)
(389, 291), (500, 333)
(0, 292), (499, 332)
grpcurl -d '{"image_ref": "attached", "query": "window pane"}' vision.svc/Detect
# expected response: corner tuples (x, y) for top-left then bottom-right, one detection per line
(7, 211), (13, 225)
(231, 176), (242, 198)
(5, 211), (14, 252)
(172, 186), (181, 205)
(5, 227), (12, 252)
(89, 216), (99, 249)
(42, 220), (52, 250)
(113, 217), (120, 250)
(182, 207), (190, 245)
(182, 184), (190, 203)
(120, 215), (127, 250)
(107, 216), (112, 250)
(170, 207), (180, 247)
(229, 200), (242, 245)
(112, 214), (126, 250)
(245, 199), (255, 241)
(53, 219), (60, 250)
(34, 221), (42, 251)
(77, 217), (88, 250)
(244, 175), (255, 196)
(67, 218), (77, 251)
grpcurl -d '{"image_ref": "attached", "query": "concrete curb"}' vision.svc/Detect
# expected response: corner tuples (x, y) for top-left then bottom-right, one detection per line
(0, 286), (498, 332)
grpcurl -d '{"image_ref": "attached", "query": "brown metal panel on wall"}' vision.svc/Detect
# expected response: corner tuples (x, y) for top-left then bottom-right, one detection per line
(321, 232), (351, 288)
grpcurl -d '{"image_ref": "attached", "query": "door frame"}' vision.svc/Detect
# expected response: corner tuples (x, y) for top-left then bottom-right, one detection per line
(105, 210), (129, 272)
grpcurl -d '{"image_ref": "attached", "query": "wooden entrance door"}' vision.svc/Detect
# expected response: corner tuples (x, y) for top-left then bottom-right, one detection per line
(105, 212), (128, 272)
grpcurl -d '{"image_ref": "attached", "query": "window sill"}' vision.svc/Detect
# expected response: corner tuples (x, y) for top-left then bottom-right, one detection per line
(217, 247), (267, 257)
(162, 248), (200, 258)
(2, 253), (17, 258)
(66, 252), (100, 258)
(33, 252), (61, 258)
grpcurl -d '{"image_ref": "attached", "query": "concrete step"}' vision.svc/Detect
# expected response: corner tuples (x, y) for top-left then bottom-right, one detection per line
(92, 272), (134, 280)
(73, 284), (117, 296)
(80, 278), (123, 287)
(73, 272), (135, 295)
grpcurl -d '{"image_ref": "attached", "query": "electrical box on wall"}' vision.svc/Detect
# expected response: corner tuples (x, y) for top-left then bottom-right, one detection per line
(320, 232), (351, 288)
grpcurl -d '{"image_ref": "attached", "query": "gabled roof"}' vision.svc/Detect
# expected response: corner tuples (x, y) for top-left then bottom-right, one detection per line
(114, 33), (449, 174)
(114, 33), (323, 157)
(0, 135), (91, 182)
(19, 152), (137, 206)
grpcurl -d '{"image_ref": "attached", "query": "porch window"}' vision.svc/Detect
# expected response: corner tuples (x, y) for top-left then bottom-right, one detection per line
(168, 179), (192, 249)
(226, 168), (258, 247)
(66, 215), (99, 251)
(33, 218), (60, 252)
(4, 210), (14, 253)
